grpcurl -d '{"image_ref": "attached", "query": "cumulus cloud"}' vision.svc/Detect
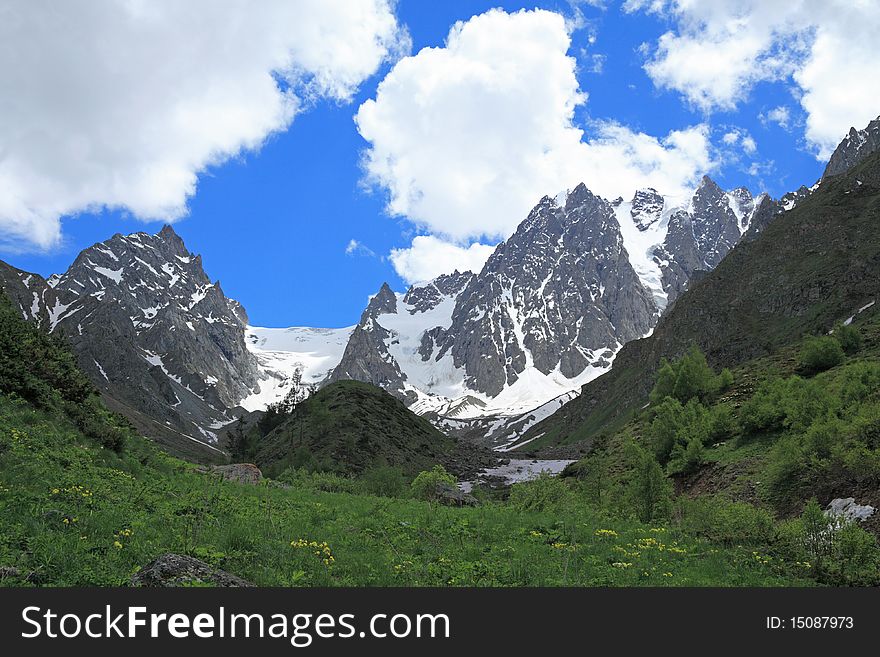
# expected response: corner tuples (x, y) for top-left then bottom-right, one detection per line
(356, 8), (714, 281)
(389, 236), (496, 285)
(625, 0), (880, 158)
(0, 0), (406, 249)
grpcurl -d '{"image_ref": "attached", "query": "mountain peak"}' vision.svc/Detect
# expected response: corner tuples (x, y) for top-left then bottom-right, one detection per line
(823, 114), (880, 179)
(158, 224), (179, 239)
(698, 174), (721, 191)
(363, 282), (398, 318)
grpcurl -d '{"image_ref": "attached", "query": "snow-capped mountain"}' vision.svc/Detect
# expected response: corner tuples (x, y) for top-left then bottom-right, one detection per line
(430, 184), (654, 403)
(329, 176), (765, 404)
(315, 176), (772, 446)
(0, 226), (265, 455)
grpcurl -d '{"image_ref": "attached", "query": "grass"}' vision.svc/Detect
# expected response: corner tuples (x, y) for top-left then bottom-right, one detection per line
(0, 394), (812, 587)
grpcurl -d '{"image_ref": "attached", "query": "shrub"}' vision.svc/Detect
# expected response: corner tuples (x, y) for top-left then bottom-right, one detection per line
(649, 346), (733, 407)
(625, 441), (673, 523)
(828, 521), (880, 586)
(410, 465), (457, 501)
(667, 435), (705, 476)
(800, 498), (830, 561)
(671, 346), (715, 403)
(838, 361), (880, 406)
(799, 335), (845, 374)
(278, 468), (357, 494)
(739, 379), (788, 434)
(675, 497), (775, 547)
(779, 499), (880, 585)
(359, 465), (408, 498)
(649, 359), (677, 405)
(834, 322), (862, 355)
(0, 294), (94, 409)
(709, 404), (739, 441)
(715, 368), (734, 394)
(765, 435), (808, 501)
(509, 472), (572, 512)
(650, 397), (711, 464)
(740, 376), (837, 435)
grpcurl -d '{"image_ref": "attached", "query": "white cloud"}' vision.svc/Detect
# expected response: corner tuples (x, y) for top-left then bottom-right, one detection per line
(760, 106), (792, 130)
(0, 0), (406, 249)
(625, 0), (880, 158)
(722, 128), (757, 155)
(389, 236), (496, 285)
(345, 239), (376, 257)
(356, 8), (714, 252)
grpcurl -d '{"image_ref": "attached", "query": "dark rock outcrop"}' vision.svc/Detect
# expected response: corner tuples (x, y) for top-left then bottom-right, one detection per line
(131, 553), (254, 587)
(210, 463), (263, 485)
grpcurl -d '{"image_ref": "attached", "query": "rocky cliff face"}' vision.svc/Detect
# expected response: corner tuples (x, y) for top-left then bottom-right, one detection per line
(648, 176), (761, 306)
(434, 184), (655, 397)
(327, 282), (412, 400)
(823, 115), (880, 179)
(0, 226), (261, 455)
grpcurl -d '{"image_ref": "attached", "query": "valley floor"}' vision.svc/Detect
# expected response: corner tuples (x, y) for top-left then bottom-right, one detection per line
(0, 396), (811, 587)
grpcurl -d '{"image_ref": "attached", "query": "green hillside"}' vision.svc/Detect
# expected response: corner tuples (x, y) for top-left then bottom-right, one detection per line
(559, 310), (880, 584)
(520, 149), (880, 451)
(233, 379), (486, 478)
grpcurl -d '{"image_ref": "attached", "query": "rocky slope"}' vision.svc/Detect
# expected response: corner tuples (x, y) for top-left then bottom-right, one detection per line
(0, 226), (263, 458)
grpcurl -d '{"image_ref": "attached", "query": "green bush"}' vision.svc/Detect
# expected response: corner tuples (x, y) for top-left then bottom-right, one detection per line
(410, 465), (457, 501)
(777, 500), (880, 586)
(650, 397), (711, 464)
(828, 521), (880, 586)
(278, 468), (358, 494)
(0, 294), (94, 409)
(508, 472), (572, 512)
(838, 361), (880, 406)
(649, 346), (734, 406)
(675, 497), (776, 547)
(625, 441), (672, 523)
(740, 376), (837, 435)
(709, 404), (739, 441)
(834, 322), (862, 355)
(799, 335), (845, 374)
(765, 435), (808, 501)
(358, 465), (408, 498)
(667, 435), (706, 476)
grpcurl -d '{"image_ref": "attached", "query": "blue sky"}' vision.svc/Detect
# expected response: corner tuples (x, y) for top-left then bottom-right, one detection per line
(2, 1), (875, 328)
